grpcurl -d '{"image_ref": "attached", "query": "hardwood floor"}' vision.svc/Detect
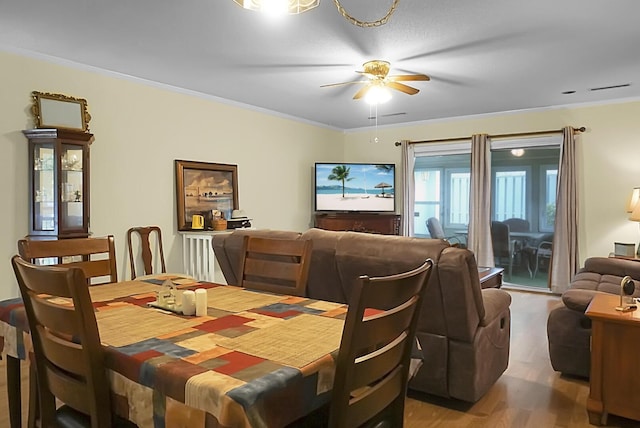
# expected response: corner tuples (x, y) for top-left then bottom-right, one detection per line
(404, 290), (638, 428)
(1, 290), (638, 427)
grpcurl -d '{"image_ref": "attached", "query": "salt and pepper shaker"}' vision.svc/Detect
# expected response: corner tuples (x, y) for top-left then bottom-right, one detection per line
(195, 288), (207, 316)
(182, 290), (196, 315)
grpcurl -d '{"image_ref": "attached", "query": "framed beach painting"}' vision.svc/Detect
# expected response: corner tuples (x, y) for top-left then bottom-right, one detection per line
(175, 160), (239, 231)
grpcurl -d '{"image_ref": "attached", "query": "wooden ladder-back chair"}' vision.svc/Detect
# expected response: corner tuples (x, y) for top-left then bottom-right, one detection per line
(17, 235), (118, 284)
(127, 226), (166, 279)
(238, 235), (313, 297)
(11, 256), (135, 428)
(328, 258), (434, 428)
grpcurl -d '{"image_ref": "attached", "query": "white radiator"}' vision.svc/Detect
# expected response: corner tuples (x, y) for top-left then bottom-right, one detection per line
(181, 231), (231, 283)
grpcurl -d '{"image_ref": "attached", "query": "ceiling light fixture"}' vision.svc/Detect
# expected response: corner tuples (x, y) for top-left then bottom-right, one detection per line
(365, 85), (392, 105)
(511, 149), (525, 157)
(232, 0), (319, 14)
(232, 0), (399, 27)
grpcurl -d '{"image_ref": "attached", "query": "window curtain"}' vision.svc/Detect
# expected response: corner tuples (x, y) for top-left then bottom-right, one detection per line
(468, 134), (494, 266)
(401, 140), (415, 236)
(549, 126), (579, 293)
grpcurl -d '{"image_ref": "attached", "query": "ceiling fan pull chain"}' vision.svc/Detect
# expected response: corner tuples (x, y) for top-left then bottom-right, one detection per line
(333, 0), (399, 28)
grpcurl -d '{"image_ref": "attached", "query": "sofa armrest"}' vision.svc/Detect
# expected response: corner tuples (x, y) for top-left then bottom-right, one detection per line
(561, 288), (600, 312)
(479, 288), (511, 327)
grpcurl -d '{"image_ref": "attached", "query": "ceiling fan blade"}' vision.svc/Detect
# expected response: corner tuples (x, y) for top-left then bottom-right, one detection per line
(320, 81), (367, 88)
(386, 82), (420, 95)
(388, 74), (430, 82)
(353, 85), (372, 100)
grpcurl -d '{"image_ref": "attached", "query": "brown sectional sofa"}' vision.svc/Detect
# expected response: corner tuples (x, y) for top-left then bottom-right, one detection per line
(547, 256), (640, 378)
(213, 228), (512, 402)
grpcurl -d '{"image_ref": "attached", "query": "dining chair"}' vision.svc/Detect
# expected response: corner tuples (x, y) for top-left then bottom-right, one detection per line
(238, 235), (313, 297)
(534, 238), (553, 277)
(126, 226), (166, 279)
(491, 221), (514, 279)
(426, 217), (465, 247)
(502, 217), (530, 232)
(330, 258), (433, 427)
(502, 217), (531, 269)
(17, 235), (118, 284)
(14, 236), (118, 426)
(11, 256), (136, 428)
(290, 258), (434, 428)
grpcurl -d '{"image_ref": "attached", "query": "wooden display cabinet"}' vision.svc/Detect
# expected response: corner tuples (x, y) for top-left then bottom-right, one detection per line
(315, 213), (401, 235)
(23, 128), (94, 238)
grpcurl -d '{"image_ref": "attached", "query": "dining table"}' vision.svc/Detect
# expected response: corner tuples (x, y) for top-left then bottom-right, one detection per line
(0, 274), (348, 428)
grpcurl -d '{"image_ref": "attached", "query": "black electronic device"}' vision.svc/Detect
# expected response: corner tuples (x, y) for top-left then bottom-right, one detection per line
(615, 275), (636, 311)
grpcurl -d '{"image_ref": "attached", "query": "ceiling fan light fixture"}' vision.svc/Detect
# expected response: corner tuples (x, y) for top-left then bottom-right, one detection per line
(365, 85), (392, 105)
(232, 0), (319, 14)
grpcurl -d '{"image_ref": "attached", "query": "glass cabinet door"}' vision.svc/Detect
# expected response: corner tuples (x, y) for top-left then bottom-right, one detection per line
(60, 144), (85, 231)
(32, 143), (55, 232)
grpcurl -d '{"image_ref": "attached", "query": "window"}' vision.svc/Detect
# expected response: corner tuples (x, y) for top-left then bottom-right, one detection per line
(413, 147), (471, 237)
(414, 170), (441, 236)
(540, 166), (557, 232)
(493, 168), (529, 221)
(446, 170), (470, 226)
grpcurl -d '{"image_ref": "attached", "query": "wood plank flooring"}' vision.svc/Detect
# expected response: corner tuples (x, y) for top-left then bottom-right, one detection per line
(1, 289), (638, 427)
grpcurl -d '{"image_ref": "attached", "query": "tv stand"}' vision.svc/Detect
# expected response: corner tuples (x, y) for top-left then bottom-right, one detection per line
(314, 213), (401, 235)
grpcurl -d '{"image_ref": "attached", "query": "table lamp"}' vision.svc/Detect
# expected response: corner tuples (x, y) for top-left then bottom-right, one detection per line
(628, 188), (640, 257)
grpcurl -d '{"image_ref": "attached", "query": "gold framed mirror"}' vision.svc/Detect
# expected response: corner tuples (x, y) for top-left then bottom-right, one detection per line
(31, 91), (91, 132)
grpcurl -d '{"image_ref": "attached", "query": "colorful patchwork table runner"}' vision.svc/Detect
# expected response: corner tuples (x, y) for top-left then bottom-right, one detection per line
(0, 274), (347, 428)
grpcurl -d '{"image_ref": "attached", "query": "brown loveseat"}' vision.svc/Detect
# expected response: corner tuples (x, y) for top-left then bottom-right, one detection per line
(213, 228), (512, 402)
(547, 257), (640, 378)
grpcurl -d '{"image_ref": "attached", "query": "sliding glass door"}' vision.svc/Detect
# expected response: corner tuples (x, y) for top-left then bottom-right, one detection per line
(410, 136), (560, 288)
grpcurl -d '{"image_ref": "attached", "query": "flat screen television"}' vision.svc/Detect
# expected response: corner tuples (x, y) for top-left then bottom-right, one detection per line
(314, 162), (396, 212)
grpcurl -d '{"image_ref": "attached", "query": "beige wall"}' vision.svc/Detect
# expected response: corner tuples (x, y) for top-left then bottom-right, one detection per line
(3, 49), (639, 300)
(0, 51), (344, 300)
(343, 101), (640, 265)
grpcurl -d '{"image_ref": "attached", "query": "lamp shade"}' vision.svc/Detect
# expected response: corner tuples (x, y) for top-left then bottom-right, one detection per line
(630, 198), (640, 222)
(233, 0), (319, 14)
(627, 187), (640, 213)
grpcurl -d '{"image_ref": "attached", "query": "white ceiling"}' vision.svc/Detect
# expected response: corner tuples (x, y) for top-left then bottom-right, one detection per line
(2, 0), (639, 130)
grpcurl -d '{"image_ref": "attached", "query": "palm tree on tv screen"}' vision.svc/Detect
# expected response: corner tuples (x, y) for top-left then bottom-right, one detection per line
(328, 165), (354, 198)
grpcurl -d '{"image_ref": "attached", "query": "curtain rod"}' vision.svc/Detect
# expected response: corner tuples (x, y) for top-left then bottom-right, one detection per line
(393, 126), (586, 146)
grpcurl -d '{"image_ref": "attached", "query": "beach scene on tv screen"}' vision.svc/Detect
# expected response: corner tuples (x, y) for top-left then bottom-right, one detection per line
(316, 163), (395, 211)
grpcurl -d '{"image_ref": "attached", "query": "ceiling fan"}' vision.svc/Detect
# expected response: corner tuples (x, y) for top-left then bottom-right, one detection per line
(321, 60), (430, 101)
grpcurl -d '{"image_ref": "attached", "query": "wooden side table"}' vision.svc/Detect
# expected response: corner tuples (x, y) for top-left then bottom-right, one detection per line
(585, 293), (640, 425)
(608, 253), (640, 262)
(478, 267), (504, 289)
